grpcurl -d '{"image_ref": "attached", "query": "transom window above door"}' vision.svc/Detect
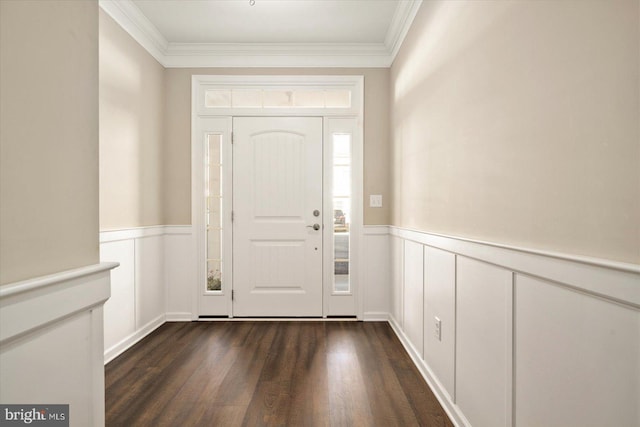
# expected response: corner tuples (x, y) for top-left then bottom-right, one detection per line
(205, 88), (352, 109)
(194, 75), (363, 117)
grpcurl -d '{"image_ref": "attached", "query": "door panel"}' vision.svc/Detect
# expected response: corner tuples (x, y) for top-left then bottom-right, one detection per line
(233, 117), (323, 317)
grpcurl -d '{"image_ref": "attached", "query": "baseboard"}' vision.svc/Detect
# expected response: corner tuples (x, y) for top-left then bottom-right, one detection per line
(104, 314), (166, 364)
(166, 312), (194, 322)
(363, 311), (389, 321)
(387, 315), (469, 427)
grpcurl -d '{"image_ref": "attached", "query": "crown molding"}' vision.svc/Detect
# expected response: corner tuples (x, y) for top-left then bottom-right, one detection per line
(385, 0), (423, 63)
(99, 0), (422, 68)
(99, 0), (168, 64)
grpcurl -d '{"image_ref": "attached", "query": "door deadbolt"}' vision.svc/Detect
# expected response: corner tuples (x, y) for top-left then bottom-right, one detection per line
(313, 210), (320, 217)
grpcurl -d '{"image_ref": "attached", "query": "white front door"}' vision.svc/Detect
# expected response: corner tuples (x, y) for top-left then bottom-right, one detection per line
(233, 117), (323, 317)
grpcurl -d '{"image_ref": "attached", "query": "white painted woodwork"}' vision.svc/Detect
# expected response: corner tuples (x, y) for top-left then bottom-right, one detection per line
(101, 239), (136, 352)
(100, 226), (187, 362)
(385, 226), (639, 427)
(135, 235), (165, 327)
(102, 223), (376, 350)
(403, 240), (424, 358)
(194, 76), (364, 119)
(323, 118), (361, 317)
(387, 312), (464, 427)
(233, 117), (323, 317)
(391, 226), (639, 307)
(192, 117), (232, 317)
(165, 229), (196, 321)
(423, 246), (456, 401)
(97, 223), (639, 426)
(192, 76), (364, 319)
(390, 236), (404, 327)
(0, 263), (116, 426)
(362, 226), (390, 319)
(515, 274), (640, 427)
(99, 0), (422, 68)
(456, 256), (513, 427)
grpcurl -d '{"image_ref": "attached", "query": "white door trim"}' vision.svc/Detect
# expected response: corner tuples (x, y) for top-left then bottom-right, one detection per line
(191, 75), (364, 319)
(191, 116), (233, 318)
(323, 118), (362, 317)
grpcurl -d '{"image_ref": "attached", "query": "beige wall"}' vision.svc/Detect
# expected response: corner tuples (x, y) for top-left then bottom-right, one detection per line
(0, 0), (100, 285)
(391, 0), (640, 264)
(99, 10), (165, 230)
(163, 67), (390, 225)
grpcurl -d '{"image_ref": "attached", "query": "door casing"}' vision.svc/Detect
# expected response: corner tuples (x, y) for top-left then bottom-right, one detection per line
(191, 75), (364, 319)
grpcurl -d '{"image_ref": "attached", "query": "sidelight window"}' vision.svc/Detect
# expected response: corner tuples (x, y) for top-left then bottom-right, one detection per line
(332, 133), (351, 293)
(205, 134), (224, 292)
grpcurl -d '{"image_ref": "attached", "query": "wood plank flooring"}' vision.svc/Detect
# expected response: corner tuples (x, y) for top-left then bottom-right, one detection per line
(105, 321), (453, 427)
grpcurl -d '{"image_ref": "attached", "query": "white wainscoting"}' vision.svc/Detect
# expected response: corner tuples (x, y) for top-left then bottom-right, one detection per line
(102, 225), (393, 361)
(0, 263), (118, 426)
(100, 226), (193, 363)
(362, 226), (391, 320)
(164, 227), (197, 321)
(384, 226), (640, 427)
(100, 224), (640, 427)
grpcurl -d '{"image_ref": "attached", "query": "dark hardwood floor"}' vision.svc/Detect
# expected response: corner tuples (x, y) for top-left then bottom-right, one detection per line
(105, 321), (454, 427)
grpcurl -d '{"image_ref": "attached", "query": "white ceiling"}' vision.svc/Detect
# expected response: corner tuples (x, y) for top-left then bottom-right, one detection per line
(99, 0), (422, 67)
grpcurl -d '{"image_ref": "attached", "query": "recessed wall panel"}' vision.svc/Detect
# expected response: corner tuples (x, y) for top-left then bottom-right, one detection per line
(390, 236), (404, 327)
(423, 246), (456, 400)
(456, 256), (512, 427)
(515, 275), (640, 427)
(101, 239), (135, 351)
(403, 240), (424, 357)
(135, 235), (165, 327)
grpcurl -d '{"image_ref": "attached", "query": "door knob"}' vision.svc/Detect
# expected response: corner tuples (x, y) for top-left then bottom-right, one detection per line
(307, 223), (320, 231)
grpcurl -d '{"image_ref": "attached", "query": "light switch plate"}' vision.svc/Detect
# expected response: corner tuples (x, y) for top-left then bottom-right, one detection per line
(370, 194), (383, 208)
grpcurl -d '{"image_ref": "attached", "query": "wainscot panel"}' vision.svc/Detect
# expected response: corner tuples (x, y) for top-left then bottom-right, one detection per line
(362, 226), (391, 320)
(101, 239), (135, 352)
(100, 226), (191, 363)
(403, 239), (424, 358)
(164, 227), (195, 321)
(455, 257), (512, 427)
(514, 274), (639, 427)
(0, 263), (117, 426)
(390, 235), (404, 328)
(387, 226), (640, 427)
(423, 246), (456, 402)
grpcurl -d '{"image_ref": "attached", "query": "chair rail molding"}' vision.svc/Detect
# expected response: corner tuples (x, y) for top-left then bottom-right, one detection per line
(389, 226), (640, 307)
